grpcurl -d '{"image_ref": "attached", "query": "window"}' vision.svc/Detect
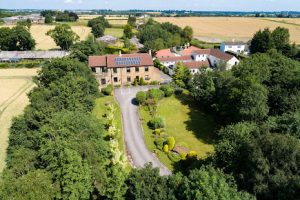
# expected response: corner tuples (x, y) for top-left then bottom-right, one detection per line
(101, 78), (106, 85)
(145, 75), (150, 81)
(127, 67), (131, 73)
(145, 67), (149, 72)
(127, 76), (131, 82)
(101, 67), (108, 73)
(228, 45), (232, 48)
(136, 76), (139, 80)
(238, 45), (241, 48)
(135, 67), (139, 72)
(113, 68), (118, 73)
(91, 67), (96, 73)
(114, 77), (118, 82)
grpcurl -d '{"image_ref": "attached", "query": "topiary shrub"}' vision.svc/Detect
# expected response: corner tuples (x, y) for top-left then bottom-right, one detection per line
(101, 84), (113, 95)
(163, 144), (169, 152)
(136, 91), (147, 105)
(168, 152), (181, 162)
(147, 88), (164, 101)
(153, 129), (161, 135)
(139, 77), (147, 85)
(187, 151), (197, 159)
(148, 116), (165, 130)
(160, 85), (174, 97)
(132, 77), (139, 86)
(167, 137), (176, 150)
(154, 137), (165, 150)
(180, 152), (187, 160)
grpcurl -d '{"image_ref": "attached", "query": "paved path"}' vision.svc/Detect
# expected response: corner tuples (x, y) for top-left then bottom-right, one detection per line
(114, 86), (171, 175)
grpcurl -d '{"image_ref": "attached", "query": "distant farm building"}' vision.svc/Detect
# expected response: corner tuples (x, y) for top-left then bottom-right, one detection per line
(0, 51), (69, 62)
(2, 14), (45, 24)
(157, 46), (239, 75)
(96, 35), (117, 45)
(220, 41), (250, 55)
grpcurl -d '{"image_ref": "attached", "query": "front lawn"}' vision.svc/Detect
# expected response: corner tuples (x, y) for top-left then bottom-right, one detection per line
(92, 96), (124, 152)
(139, 93), (217, 170)
(104, 28), (124, 38)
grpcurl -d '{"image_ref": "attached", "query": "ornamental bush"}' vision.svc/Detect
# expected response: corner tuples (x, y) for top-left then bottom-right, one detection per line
(101, 84), (113, 96)
(167, 137), (176, 150)
(154, 137), (165, 150)
(163, 144), (169, 152)
(168, 152), (181, 162)
(136, 91), (147, 105)
(160, 85), (174, 97)
(187, 151), (197, 159)
(153, 129), (161, 135)
(180, 152), (187, 160)
(148, 116), (165, 130)
(147, 89), (164, 101)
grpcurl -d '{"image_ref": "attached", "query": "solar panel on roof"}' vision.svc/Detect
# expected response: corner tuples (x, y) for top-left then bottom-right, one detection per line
(114, 57), (142, 66)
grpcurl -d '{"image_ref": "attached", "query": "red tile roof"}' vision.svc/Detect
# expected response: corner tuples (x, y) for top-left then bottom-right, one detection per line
(180, 46), (202, 55)
(88, 53), (153, 68)
(182, 60), (210, 69)
(89, 56), (106, 67)
(155, 49), (176, 58)
(192, 49), (234, 61)
(158, 55), (193, 62)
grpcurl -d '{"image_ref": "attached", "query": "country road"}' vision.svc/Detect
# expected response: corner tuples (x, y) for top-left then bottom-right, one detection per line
(114, 86), (171, 176)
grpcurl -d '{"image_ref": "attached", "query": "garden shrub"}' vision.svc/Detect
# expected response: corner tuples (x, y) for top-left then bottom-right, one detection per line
(162, 66), (169, 75)
(168, 152), (182, 162)
(163, 144), (169, 152)
(174, 88), (184, 95)
(136, 91), (147, 105)
(132, 78), (139, 86)
(167, 137), (176, 150)
(139, 77), (147, 85)
(148, 116), (165, 130)
(153, 129), (161, 135)
(101, 84), (113, 95)
(180, 152), (187, 160)
(149, 81), (160, 85)
(160, 85), (174, 97)
(154, 137), (165, 150)
(187, 151), (197, 159)
(147, 89), (164, 101)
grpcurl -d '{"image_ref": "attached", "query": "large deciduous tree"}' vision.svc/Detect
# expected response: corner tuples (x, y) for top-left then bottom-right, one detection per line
(47, 24), (79, 50)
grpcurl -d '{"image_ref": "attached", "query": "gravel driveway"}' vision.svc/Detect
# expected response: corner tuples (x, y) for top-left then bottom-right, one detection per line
(114, 86), (171, 176)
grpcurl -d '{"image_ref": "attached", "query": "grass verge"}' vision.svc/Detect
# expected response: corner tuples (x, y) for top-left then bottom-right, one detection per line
(92, 96), (124, 152)
(139, 94), (217, 170)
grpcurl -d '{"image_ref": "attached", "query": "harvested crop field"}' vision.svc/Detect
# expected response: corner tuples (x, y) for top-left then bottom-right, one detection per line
(0, 68), (38, 172)
(155, 17), (300, 44)
(0, 25), (91, 50)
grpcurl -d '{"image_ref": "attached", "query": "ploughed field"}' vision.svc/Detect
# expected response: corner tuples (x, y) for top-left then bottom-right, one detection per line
(154, 17), (300, 44)
(0, 68), (38, 172)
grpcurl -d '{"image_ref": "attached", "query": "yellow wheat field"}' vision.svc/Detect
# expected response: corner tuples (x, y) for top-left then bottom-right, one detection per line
(1, 24), (92, 50)
(155, 17), (300, 44)
(0, 68), (38, 172)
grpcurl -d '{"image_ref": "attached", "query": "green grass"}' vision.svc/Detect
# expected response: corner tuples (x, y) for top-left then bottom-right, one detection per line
(92, 96), (124, 152)
(139, 93), (217, 170)
(54, 20), (88, 26)
(104, 28), (124, 38)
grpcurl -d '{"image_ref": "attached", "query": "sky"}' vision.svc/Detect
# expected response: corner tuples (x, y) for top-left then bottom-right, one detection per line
(0, 0), (298, 11)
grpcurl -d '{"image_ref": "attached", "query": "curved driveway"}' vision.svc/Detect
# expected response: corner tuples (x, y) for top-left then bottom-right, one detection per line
(114, 86), (171, 175)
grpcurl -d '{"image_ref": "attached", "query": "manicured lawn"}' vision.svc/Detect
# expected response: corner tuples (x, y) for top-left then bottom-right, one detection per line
(139, 93), (217, 170)
(104, 28), (124, 38)
(92, 96), (124, 152)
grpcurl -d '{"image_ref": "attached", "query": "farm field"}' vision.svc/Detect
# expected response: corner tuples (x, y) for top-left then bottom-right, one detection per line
(104, 28), (124, 38)
(140, 94), (217, 170)
(0, 68), (38, 172)
(0, 24), (91, 50)
(155, 17), (300, 44)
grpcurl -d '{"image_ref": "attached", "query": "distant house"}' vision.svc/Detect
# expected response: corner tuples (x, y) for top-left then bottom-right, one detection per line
(220, 41), (250, 55)
(96, 35), (117, 45)
(2, 14), (45, 24)
(89, 53), (159, 86)
(157, 46), (239, 75)
(0, 51), (69, 62)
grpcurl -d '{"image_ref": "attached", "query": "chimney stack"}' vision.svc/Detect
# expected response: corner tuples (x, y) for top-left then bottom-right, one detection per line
(119, 50), (122, 56)
(149, 49), (152, 56)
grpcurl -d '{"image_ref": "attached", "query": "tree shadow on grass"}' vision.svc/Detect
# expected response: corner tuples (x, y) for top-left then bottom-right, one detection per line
(174, 92), (219, 144)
